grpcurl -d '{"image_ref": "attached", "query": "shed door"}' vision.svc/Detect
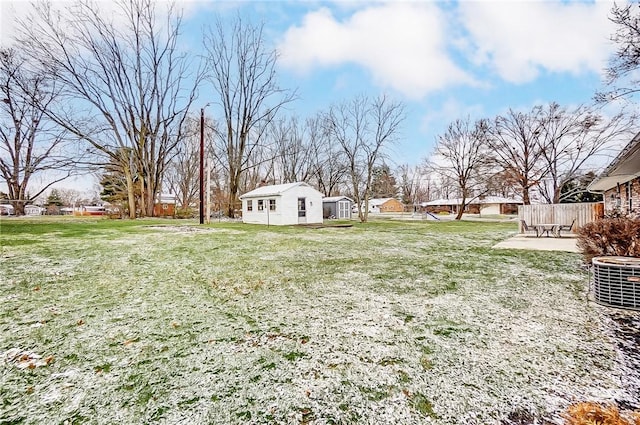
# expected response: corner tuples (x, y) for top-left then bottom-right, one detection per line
(338, 201), (350, 219)
(298, 198), (306, 224)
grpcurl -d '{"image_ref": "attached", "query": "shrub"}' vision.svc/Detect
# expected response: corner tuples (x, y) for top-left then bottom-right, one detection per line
(577, 217), (640, 264)
(174, 208), (195, 219)
(562, 402), (640, 425)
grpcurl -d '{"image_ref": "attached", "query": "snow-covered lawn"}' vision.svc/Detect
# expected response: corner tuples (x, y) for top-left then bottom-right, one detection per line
(0, 218), (637, 424)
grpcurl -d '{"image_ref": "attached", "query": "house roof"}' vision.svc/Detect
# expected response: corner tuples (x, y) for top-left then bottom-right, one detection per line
(323, 196), (353, 203)
(422, 196), (523, 206)
(588, 132), (640, 192)
(157, 193), (177, 204)
(366, 198), (397, 206)
(239, 182), (316, 199)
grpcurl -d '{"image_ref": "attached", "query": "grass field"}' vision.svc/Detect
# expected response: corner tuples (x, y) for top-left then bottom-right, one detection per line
(0, 218), (628, 424)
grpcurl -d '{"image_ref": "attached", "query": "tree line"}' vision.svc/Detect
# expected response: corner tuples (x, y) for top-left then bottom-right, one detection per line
(1, 0), (639, 221)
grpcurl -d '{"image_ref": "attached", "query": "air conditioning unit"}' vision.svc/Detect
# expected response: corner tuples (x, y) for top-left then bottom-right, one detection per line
(592, 256), (640, 311)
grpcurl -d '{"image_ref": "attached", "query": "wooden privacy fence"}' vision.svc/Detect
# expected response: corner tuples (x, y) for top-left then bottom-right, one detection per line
(518, 202), (604, 234)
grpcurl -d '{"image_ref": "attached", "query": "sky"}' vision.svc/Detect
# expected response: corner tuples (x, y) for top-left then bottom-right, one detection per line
(0, 0), (632, 194)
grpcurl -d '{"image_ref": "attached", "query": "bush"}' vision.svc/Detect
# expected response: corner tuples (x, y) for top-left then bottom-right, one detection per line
(577, 217), (640, 263)
(562, 402), (640, 425)
(174, 208), (195, 219)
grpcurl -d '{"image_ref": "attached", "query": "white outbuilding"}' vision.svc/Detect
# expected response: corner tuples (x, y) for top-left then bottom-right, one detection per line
(239, 182), (324, 226)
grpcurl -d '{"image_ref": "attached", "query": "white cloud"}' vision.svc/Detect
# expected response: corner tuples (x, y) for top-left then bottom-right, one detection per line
(277, 3), (475, 99)
(459, 1), (616, 83)
(420, 98), (486, 136)
(1, 0), (193, 48)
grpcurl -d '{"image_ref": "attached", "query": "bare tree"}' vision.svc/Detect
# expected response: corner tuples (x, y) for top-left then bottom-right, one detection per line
(397, 163), (428, 208)
(328, 94), (405, 222)
(536, 103), (635, 203)
(269, 116), (315, 184)
(597, 2), (640, 101)
(204, 16), (295, 217)
(18, 0), (201, 218)
(164, 115), (201, 210)
(308, 113), (347, 196)
(428, 117), (493, 220)
(56, 187), (96, 207)
(0, 48), (76, 215)
(488, 107), (548, 205)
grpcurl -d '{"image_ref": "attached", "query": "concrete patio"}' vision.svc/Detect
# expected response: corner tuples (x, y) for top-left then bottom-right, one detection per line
(493, 234), (579, 252)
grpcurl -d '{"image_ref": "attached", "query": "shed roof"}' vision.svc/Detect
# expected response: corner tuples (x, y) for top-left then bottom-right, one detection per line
(240, 182), (317, 199)
(323, 196), (353, 203)
(588, 132), (640, 192)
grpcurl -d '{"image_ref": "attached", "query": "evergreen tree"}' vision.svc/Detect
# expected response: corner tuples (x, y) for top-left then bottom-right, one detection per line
(46, 189), (64, 206)
(370, 164), (398, 198)
(560, 172), (603, 203)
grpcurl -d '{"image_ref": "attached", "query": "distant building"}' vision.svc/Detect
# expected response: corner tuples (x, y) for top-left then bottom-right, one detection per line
(24, 205), (45, 216)
(154, 193), (177, 217)
(0, 204), (14, 215)
(422, 196), (523, 215)
(360, 198), (404, 213)
(240, 182), (323, 226)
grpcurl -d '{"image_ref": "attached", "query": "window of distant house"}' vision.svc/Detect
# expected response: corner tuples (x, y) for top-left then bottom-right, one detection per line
(162, 204), (168, 210)
(258, 200), (264, 211)
(269, 199), (276, 211)
(247, 200), (253, 211)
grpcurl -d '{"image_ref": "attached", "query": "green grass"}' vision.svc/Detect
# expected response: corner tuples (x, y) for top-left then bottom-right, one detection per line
(0, 216), (618, 424)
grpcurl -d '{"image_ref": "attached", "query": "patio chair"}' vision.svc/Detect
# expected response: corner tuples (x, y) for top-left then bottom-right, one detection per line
(520, 220), (539, 237)
(556, 219), (576, 236)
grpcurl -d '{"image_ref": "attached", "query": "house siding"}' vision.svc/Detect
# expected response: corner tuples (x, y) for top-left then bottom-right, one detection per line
(241, 183), (323, 225)
(379, 199), (404, 213)
(603, 177), (640, 216)
(480, 204), (500, 215)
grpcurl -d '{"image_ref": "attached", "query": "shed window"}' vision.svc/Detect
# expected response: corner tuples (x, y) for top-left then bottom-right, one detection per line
(258, 200), (264, 211)
(269, 199), (276, 211)
(247, 200), (253, 211)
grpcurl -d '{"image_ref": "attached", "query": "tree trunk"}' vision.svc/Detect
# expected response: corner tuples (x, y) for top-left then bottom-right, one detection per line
(455, 193), (466, 220)
(125, 168), (136, 219)
(522, 188), (531, 205)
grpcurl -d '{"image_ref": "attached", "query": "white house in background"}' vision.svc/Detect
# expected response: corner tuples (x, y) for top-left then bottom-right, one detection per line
(422, 196), (522, 215)
(24, 205), (45, 216)
(357, 198), (405, 213)
(0, 204), (14, 215)
(239, 182), (323, 226)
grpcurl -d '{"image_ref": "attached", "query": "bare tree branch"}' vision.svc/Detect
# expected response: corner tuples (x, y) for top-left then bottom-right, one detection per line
(204, 16), (296, 217)
(17, 0), (202, 218)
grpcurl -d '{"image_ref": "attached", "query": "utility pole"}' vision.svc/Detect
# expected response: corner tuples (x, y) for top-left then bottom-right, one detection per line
(199, 107), (205, 224)
(206, 158), (211, 224)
